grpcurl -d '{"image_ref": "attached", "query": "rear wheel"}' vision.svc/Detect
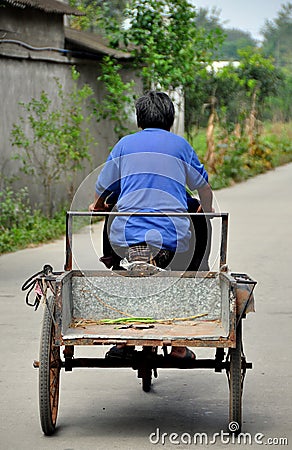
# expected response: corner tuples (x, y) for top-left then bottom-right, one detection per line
(142, 368), (152, 392)
(39, 296), (61, 435)
(139, 346), (158, 392)
(228, 320), (243, 433)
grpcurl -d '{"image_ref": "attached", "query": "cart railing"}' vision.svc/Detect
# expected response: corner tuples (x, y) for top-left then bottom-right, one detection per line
(65, 211), (229, 272)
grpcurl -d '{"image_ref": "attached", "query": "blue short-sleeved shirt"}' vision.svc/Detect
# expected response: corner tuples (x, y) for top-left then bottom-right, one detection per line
(95, 128), (208, 252)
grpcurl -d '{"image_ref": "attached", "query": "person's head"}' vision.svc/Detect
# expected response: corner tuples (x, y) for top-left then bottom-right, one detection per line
(135, 91), (175, 131)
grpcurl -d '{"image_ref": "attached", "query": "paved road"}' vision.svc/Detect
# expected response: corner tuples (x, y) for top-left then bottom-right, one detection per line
(1, 164), (291, 449)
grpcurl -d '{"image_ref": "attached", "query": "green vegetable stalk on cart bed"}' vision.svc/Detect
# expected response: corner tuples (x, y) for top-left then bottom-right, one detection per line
(72, 314), (208, 327)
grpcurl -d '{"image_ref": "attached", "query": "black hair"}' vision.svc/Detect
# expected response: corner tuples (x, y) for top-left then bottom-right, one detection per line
(135, 91), (175, 131)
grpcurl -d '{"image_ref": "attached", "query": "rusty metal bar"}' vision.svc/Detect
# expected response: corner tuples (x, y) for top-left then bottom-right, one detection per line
(54, 281), (63, 345)
(61, 356), (252, 370)
(66, 211), (225, 217)
(64, 212), (73, 271)
(61, 338), (236, 348)
(220, 213), (229, 268)
(64, 357), (223, 369)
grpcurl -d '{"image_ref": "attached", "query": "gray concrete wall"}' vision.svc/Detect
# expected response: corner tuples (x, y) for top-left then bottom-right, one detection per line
(0, 5), (141, 212)
(0, 54), (140, 212)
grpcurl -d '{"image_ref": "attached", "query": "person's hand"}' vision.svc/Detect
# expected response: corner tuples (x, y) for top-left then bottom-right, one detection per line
(88, 203), (96, 212)
(196, 205), (215, 213)
(88, 201), (110, 212)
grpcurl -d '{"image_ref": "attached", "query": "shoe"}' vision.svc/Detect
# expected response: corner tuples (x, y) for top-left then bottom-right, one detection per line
(168, 347), (196, 360)
(105, 345), (135, 360)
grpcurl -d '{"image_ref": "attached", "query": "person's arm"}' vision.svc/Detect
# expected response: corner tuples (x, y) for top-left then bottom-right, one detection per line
(89, 143), (121, 212)
(185, 142), (214, 212)
(88, 193), (110, 212)
(197, 183), (213, 212)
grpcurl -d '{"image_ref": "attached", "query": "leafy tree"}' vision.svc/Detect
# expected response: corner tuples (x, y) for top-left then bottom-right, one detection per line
(67, 1), (225, 141)
(92, 56), (135, 142)
(213, 48), (282, 137)
(193, 6), (229, 61)
(185, 69), (212, 132)
(220, 29), (258, 60)
(10, 68), (94, 217)
(236, 48), (283, 115)
(263, 71), (292, 122)
(69, 0), (127, 31)
(216, 51), (283, 164)
(193, 7), (257, 60)
(194, 6), (225, 32)
(185, 63), (245, 136)
(186, 48), (283, 170)
(261, 2), (292, 71)
(106, 0), (224, 94)
(188, 48), (282, 126)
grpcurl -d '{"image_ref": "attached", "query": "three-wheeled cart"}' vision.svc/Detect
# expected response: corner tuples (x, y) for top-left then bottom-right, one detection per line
(24, 211), (256, 436)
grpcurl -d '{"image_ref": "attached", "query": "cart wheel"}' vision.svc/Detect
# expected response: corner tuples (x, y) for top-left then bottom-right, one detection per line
(228, 320), (242, 433)
(142, 368), (152, 392)
(39, 296), (61, 435)
(139, 347), (157, 392)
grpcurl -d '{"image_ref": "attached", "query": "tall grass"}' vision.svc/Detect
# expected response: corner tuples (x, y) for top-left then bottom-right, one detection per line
(189, 122), (292, 189)
(0, 188), (66, 254)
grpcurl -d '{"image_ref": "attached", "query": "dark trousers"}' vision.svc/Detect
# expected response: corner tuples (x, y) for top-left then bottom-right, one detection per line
(100, 198), (212, 271)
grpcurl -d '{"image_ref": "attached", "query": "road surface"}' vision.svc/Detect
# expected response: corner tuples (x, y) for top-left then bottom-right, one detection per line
(0, 163), (291, 449)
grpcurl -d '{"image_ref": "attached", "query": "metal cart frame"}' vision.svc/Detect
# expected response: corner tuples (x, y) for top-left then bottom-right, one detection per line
(27, 211), (256, 436)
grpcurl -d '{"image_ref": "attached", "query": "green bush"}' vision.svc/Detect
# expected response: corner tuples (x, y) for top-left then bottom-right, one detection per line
(0, 187), (66, 254)
(261, 126), (292, 166)
(189, 123), (292, 190)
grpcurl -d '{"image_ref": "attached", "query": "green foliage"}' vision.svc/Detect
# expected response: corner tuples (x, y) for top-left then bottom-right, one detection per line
(260, 122), (292, 166)
(0, 187), (66, 254)
(185, 49), (283, 134)
(69, 1), (225, 140)
(185, 65), (242, 133)
(236, 48), (283, 104)
(263, 72), (292, 122)
(93, 56), (135, 142)
(193, 6), (258, 61)
(219, 29), (258, 60)
(3, 121), (291, 254)
(0, 187), (30, 231)
(68, 0), (127, 31)
(261, 2), (292, 72)
(210, 137), (250, 189)
(10, 67), (94, 217)
(194, 6), (225, 32)
(69, 0), (102, 31)
(103, 0), (223, 93)
(189, 124), (292, 190)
